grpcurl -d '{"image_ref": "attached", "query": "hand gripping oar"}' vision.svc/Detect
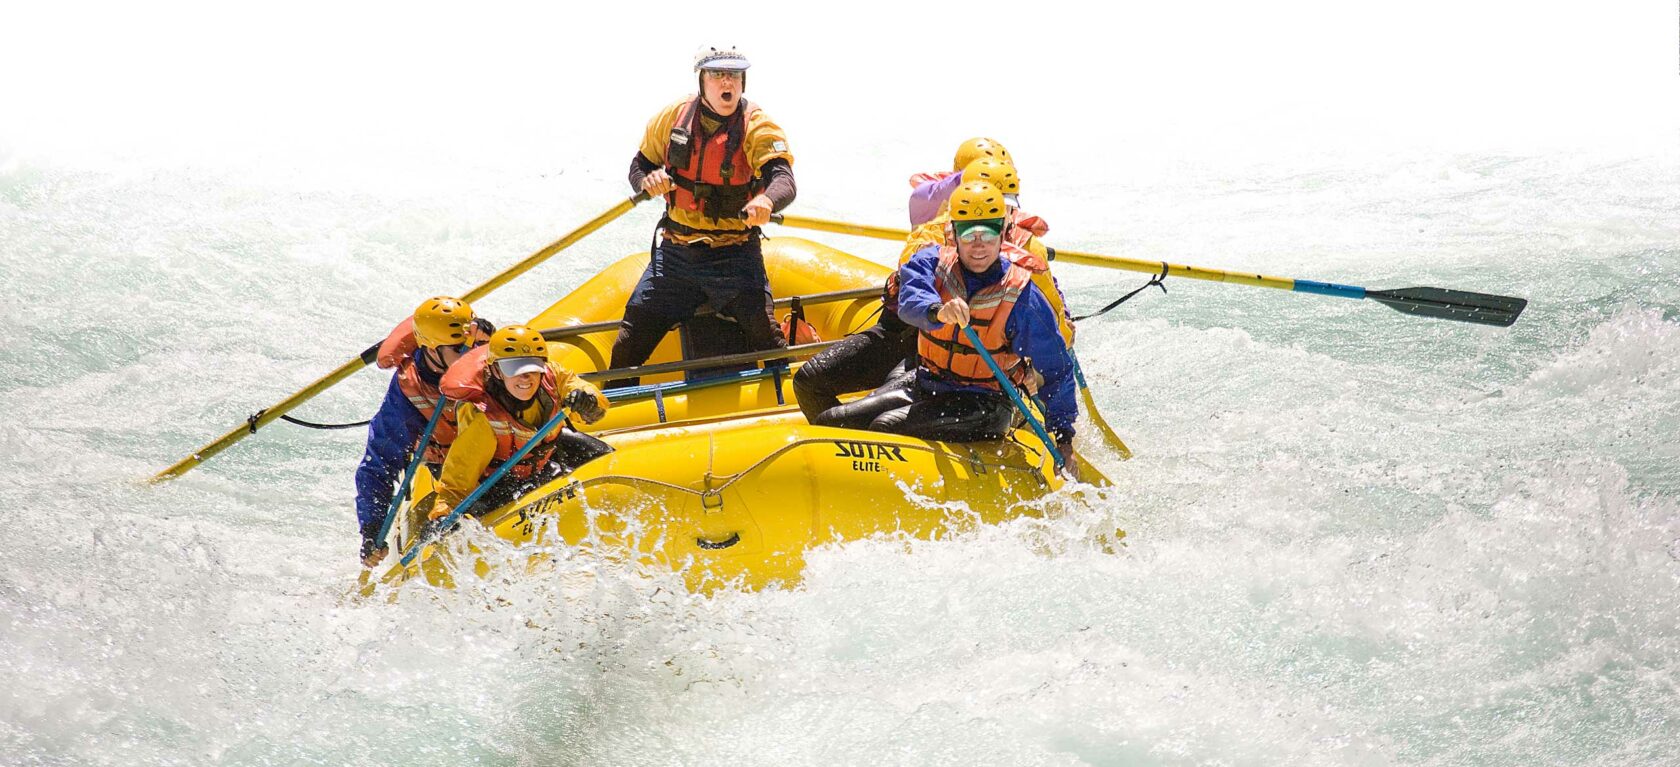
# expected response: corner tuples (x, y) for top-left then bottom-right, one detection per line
(767, 213), (1527, 327)
(960, 325), (1066, 475)
(151, 192), (649, 483)
(397, 406), (570, 568)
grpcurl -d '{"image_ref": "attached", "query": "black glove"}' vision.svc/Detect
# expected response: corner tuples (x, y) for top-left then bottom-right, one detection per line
(562, 388), (606, 424)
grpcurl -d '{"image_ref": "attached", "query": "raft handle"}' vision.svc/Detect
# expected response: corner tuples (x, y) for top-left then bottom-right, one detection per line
(696, 532), (741, 550)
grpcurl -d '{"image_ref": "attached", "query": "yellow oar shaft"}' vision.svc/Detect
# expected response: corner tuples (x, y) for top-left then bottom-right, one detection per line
(151, 353), (377, 481)
(1051, 249), (1295, 291)
(771, 213), (1299, 291)
(151, 193), (649, 483)
(772, 214), (909, 242)
(462, 192), (648, 302)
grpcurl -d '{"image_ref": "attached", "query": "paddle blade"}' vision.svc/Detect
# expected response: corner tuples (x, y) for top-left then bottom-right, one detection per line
(1366, 287), (1527, 327)
(1078, 385), (1133, 460)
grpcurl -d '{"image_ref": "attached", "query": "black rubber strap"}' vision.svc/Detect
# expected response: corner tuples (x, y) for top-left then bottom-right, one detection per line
(280, 415), (372, 430)
(247, 407), (371, 431)
(1072, 262), (1170, 321)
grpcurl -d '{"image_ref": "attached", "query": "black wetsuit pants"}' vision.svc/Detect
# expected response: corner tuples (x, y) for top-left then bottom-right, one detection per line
(792, 311), (917, 422)
(607, 237), (785, 388)
(814, 372), (1016, 443)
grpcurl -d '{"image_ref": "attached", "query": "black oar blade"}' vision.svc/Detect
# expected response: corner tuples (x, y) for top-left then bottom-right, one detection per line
(1366, 287), (1527, 327)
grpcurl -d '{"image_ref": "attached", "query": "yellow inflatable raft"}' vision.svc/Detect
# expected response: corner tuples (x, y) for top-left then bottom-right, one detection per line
(373, 237), (1116, 592)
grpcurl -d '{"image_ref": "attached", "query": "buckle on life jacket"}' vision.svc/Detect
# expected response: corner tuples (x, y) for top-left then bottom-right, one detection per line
(696, 182), (750, 219)
(667, 126), (693, 169)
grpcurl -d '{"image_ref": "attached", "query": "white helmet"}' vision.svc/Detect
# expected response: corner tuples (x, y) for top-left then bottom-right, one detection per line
(693, 46), (750, 72)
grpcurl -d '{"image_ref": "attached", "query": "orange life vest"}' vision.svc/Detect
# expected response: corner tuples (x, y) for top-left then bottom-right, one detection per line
(916, 244), (1037, 390)
(376, 318), (418, 369)
(440, 346), (562, 480)
(376, 319), (458, 463)
(664, 96), (764, 225)
(1013, 213), (1049, 239)
(996, 213), (1049, 271)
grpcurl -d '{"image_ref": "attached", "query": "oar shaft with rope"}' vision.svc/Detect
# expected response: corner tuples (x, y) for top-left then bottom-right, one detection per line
(768, 213), (1526, 327)
(151, 193), (649, 483)
(1051, 249), (1526, 327)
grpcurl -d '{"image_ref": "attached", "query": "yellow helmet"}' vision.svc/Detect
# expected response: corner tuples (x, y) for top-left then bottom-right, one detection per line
(949, 181), (1007, 222)
(960, 157), (1020, 196)
(487, 325), (548, 362)
(952, 137), (1011, 172)
(412, 297), (476, 348)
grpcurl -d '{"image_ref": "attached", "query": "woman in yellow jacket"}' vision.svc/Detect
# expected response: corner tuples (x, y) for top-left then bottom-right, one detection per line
(427, 326), (611, 521)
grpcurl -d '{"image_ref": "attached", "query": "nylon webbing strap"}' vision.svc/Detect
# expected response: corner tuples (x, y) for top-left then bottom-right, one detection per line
(279, 414), (372, 430)
(1072, 262), (1170, 322)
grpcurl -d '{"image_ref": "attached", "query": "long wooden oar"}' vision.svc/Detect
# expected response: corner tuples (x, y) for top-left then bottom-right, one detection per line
(151, 193), (649, 483)
(769, 213), (1527, 327)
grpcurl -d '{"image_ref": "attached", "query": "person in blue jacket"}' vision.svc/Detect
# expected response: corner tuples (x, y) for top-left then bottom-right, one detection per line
(814, 181), (1079, 478)
(353, 297), (492, 567)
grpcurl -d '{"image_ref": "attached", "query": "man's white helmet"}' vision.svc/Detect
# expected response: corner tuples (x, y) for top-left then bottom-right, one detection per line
(694, 46), (751, 72)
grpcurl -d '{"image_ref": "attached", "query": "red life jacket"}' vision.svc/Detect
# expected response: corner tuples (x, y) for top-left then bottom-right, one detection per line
(377, 319), (457, 463)
(1013, 213), (1050, 239)
(995, 211), (1049, 272)
(664, 96), (764, 225)
(916, 243), (1037, 390)
(440, 346), (562, 480)
(376, 318), (419, 370)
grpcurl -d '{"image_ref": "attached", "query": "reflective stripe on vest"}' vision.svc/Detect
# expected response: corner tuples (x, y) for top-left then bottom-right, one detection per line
(916, 245), (1035, 390)
(394, 356), (458, 464)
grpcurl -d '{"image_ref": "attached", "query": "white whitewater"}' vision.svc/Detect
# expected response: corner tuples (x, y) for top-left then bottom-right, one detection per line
(4, 3), (1678, 765)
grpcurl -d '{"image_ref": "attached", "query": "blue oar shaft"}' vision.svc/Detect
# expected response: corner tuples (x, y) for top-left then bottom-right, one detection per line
(1290, 279), (1367, 299)
(960, 325), (1064, 472)
(398, 407), (570, 567)
(374, 394), (448, 549)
